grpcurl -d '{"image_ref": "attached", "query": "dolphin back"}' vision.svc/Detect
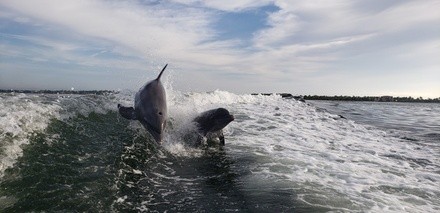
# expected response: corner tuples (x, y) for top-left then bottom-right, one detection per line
(194, 108), (234, 135)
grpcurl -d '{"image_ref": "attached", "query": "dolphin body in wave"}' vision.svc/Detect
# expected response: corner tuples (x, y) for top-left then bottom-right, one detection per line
(193, 108), (234, 146)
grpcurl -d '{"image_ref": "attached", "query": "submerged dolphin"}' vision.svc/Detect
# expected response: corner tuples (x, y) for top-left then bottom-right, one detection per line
(118, 64), (168, 143)
(193, 108), (234, 146)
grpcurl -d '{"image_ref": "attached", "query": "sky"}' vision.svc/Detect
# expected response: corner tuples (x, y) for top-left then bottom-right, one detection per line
(0, 0), (439, 98)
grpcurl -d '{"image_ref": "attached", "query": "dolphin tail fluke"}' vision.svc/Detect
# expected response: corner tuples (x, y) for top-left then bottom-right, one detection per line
(156, 64), (168, 80)
(118, 104), (137, 120)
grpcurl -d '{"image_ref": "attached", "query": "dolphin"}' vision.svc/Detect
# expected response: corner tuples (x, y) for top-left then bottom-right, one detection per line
(118, 64), (168, 143)
(193, 108), (234, 146)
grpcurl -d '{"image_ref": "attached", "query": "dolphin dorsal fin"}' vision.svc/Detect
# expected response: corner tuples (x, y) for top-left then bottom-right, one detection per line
(156, 64), (168, 80)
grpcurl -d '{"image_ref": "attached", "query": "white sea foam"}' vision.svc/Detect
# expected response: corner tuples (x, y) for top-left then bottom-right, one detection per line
(1, 89), (439, 212)
(0, 92), (122, 178)
(161, 89), (440, 212)
(0, 94), (61, 177)
(161, 89), (269, 155)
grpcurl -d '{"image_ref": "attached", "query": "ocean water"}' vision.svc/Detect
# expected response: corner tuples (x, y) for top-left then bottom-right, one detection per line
(0, 90), (439, 212)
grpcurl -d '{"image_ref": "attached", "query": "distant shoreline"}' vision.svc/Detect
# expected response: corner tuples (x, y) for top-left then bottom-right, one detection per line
(1, 90), (438, 103)
(253, 93), (440, 103)
(0, 89), (113, 95)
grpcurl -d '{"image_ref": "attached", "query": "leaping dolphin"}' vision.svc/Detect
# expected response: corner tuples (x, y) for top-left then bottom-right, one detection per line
(118, 64), (168, 143)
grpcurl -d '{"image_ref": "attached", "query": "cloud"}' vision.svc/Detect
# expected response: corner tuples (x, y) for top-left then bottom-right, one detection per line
(0, 0), (439, 97)
(171, 0), (273, 12)
(254, 0), (440, 47)
(1, 1), (226, 62)
(251, 0), (439, 65)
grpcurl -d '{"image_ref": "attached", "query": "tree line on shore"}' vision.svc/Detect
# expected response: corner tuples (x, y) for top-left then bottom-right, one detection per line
(0, 89), (112, 95)
(253, 93), (440, 103)
(302, 95), (440, 103)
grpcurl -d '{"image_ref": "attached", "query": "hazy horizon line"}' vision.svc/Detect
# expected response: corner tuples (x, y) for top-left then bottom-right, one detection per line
(1, 88), (438, 99)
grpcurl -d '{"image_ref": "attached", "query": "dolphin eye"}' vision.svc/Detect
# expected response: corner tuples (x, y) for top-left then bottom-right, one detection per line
(158, 112), (163, 115)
